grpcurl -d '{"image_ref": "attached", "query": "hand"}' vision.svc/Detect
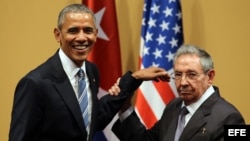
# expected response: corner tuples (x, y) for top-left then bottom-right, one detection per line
(108, 77), (132, 112)
(108, 77), (121, 96)
(108, 67), (170, 96)
(132, 66), (170, 82)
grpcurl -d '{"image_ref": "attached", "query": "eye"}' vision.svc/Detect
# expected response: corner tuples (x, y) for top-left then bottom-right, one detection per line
(67, 27), (79, 34)
(171, 72), (182, 80)
(187, 72), (197, 79)
(83, 27), (95, 34)
(175, 73), (182, 77)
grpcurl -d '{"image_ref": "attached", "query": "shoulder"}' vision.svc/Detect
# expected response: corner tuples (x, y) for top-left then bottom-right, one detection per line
(19, 51), (63, 82)
(162, 97), (182, 113)
(85, 60), (98, 70)
(202, 90), (245, 124)
(209, 86), (242, 115)
(214, 96), (243, 115)
(85, 60), (99, 75)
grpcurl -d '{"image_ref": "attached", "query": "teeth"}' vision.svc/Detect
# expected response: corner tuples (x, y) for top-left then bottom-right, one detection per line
(74, 45), (88, 49)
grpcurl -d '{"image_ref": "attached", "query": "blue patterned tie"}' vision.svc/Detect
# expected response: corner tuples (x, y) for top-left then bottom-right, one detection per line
(77, 68), (89, 129)
(174, 106), (189, 141)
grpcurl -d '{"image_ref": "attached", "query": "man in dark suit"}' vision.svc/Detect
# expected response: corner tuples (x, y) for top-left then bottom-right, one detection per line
(110, 44), (245, 141)
(8, 4), (170, 141)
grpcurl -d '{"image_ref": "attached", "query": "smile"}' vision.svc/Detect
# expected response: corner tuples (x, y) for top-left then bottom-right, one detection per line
(73, 45), (89, 50)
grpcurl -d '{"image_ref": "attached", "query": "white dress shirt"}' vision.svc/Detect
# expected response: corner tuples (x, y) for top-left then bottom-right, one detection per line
(58, 48), (92, 135)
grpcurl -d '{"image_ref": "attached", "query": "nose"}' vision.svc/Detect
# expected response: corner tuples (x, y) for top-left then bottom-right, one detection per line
(76, 30), (87, 41)
(179, 75), (189, 85)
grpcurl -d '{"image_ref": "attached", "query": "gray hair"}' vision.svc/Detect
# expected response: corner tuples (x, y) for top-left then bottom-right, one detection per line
(173, 44), (214, 73)
(57, 4), (96, 30)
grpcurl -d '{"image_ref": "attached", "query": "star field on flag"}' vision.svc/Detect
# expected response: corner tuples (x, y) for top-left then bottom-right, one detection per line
(141, 0), (183, 71)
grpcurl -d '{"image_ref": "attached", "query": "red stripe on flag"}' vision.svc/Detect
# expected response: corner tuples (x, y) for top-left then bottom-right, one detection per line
(135, 89), (157, 128)
(153, 81), (175, 104)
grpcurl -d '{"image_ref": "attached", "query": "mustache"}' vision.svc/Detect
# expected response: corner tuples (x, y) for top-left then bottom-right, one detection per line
(178, 87), (191, 93)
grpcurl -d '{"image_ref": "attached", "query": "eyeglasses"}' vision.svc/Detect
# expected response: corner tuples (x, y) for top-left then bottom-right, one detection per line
(170, 72), (204, 81)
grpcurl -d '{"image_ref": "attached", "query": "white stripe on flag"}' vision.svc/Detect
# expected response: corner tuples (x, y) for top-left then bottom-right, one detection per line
(139, 81), (166, 120)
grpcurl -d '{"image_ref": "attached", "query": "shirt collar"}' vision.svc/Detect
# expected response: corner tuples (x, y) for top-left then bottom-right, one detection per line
(182, 85), (215, 115)
(58, 48), (86, 79)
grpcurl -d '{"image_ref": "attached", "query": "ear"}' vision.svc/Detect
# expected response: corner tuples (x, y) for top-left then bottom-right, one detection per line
(54, 28), (61, 43)
(207, 69), (215, 85)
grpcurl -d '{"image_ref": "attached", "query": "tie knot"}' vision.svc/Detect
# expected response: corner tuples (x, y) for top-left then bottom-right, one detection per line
(78, 68), (85, 78)
(180, 106), (189, 116)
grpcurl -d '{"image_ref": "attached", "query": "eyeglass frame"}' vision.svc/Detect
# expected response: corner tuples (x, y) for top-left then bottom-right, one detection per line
(170, 70), (209, 81)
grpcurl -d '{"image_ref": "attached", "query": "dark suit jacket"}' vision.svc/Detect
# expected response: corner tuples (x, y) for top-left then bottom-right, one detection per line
(112, 86), (245, 141)
(9, 50), (142, 141)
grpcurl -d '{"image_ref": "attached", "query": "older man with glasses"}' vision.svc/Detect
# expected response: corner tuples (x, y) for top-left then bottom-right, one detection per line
(109, 44), (245, 141)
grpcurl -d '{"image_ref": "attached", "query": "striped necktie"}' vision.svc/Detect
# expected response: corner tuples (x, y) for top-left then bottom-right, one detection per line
(77, 68), (89, 129)
(174, 106), (189, 141)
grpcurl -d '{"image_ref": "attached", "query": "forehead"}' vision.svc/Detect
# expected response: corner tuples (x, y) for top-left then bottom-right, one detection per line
(66, 12), (92, 19)
(62, 12), (95, 27)
(174, 54), (203, 72)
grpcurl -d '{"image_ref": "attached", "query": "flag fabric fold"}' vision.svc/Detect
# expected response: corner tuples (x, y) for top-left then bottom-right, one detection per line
(135, 0), (184, 129)
(82, 0), (121, 141)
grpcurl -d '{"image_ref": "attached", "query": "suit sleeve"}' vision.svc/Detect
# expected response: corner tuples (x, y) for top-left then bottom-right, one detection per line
(112, 111), (145, 141)
(96, 71), (143, 130)
(9, 76), (43, 141)
(112, 111), (160, 141)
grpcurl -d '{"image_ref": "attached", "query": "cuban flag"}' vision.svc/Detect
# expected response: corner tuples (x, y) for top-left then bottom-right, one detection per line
(82, 0), (121, 141)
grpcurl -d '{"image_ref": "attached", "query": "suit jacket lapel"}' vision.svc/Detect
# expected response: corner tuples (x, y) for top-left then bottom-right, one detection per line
(180, 88), (219, 141)
(180, 110), (206, 140)
(85, 61), (99, 99)
(167, 111), (180, 141)
(83, 61), (100, 139)
(161, 99), (182, 141)
(50, 52), (87, 135)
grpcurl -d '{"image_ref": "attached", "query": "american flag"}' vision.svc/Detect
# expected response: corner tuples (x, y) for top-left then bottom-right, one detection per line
(135, 0), (184, 128)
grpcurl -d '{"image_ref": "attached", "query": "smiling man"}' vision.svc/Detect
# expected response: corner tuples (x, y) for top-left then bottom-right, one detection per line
(54, 6), (97, 67)
(8, 4), (170, 141)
